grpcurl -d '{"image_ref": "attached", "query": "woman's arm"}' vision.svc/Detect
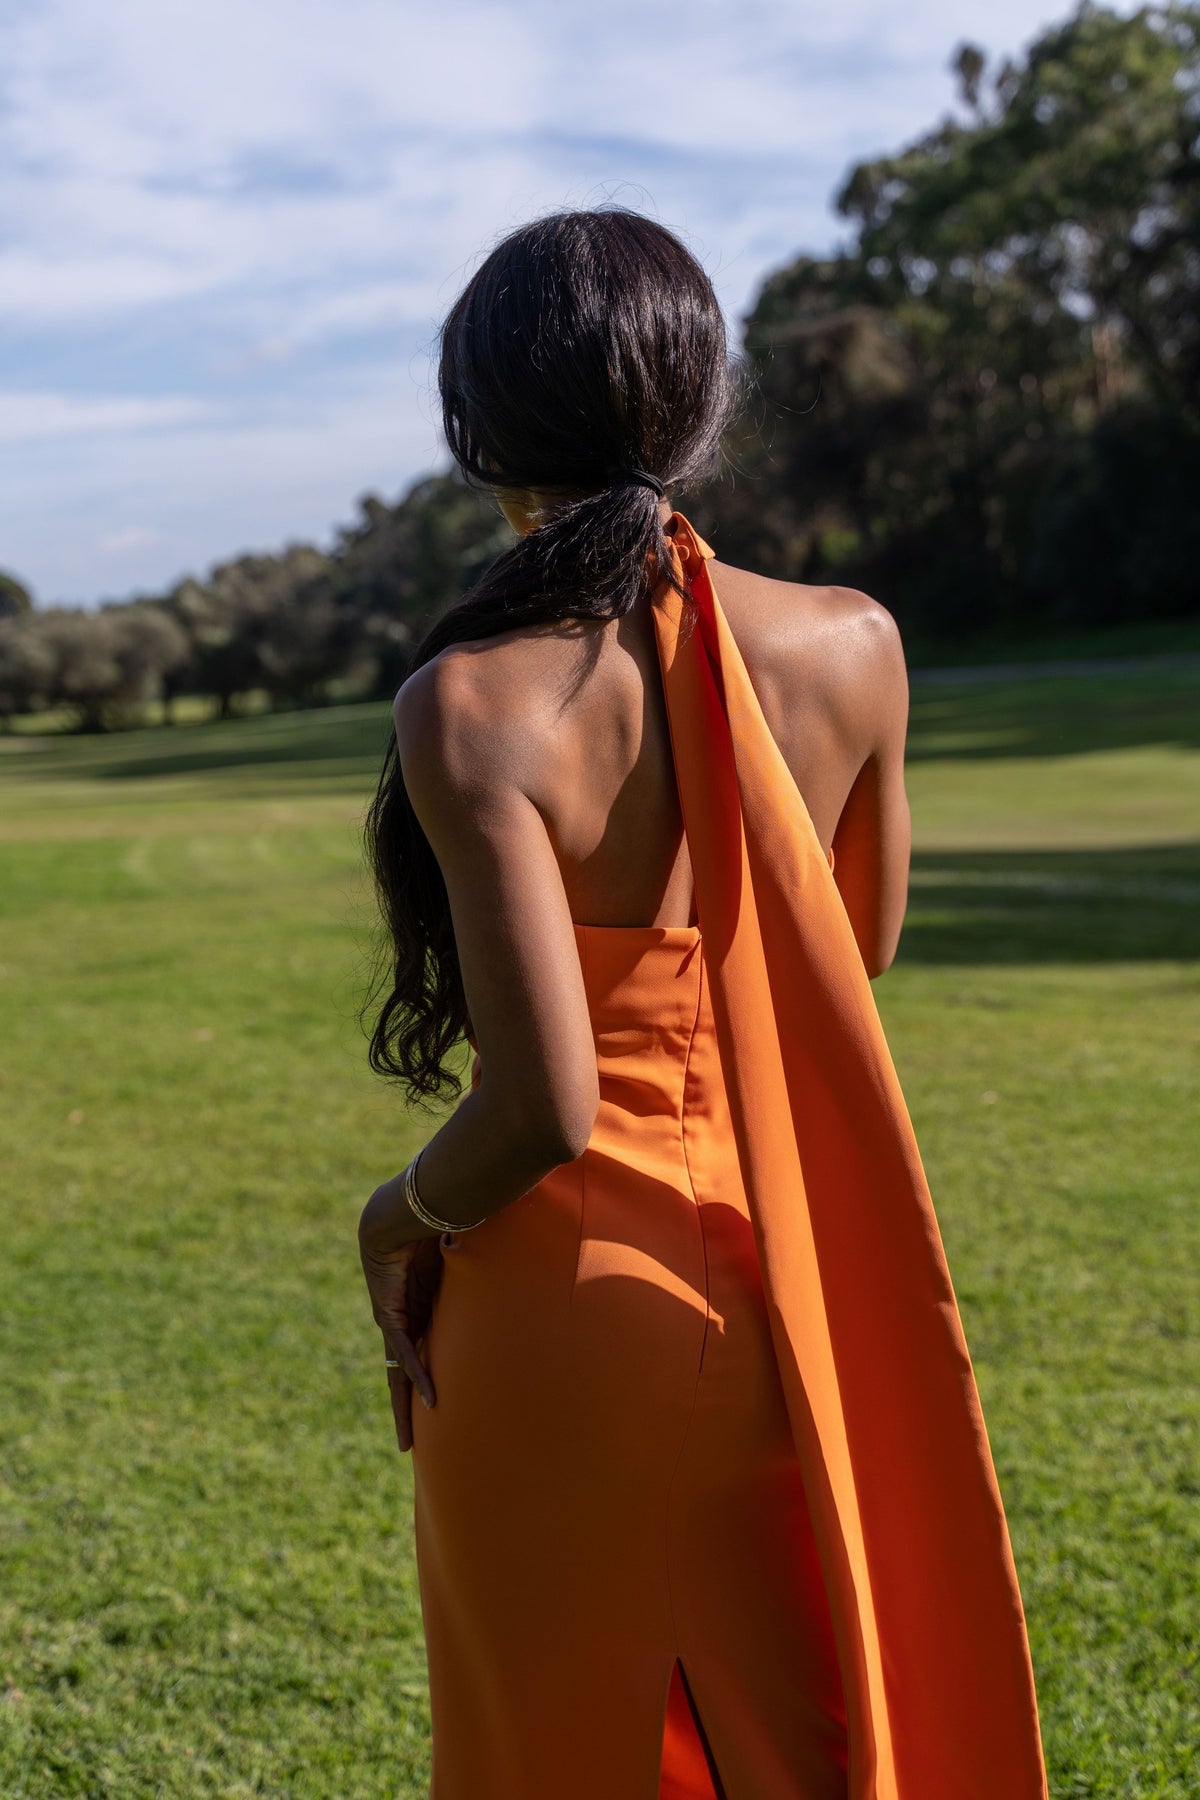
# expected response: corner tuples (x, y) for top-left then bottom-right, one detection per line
(829, 602), (912, 978)
(359, 649), (601, 1254)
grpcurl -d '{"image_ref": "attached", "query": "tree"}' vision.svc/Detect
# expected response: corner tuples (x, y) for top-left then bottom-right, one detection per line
(168, 545), (334, 717)
(0, 613), (55, 726)
(718, 1), (1200, 640)
(838, 1), (1200, 421)
(29, 610), (124, 731)
(257, 557), (348, 708)
(332, 474), (511, 694)
(106, 604), (191, 722)
(0, 572), (34, 619)
(17, 603), (190, 730)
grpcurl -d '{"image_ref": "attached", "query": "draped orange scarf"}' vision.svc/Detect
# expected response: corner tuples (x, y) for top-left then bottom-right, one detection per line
(652, 516), (1047, 1800)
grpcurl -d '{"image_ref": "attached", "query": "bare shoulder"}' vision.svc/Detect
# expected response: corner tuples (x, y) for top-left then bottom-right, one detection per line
(394, 647), (502, 799)
(710, 558), (903, 671)
(708, 559), (907, 746)
(392, 634), (552, 810)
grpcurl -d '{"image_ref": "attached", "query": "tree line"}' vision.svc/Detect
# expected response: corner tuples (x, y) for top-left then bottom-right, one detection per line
(2, 1), (1196, 731)
(0, 480), (511, 730)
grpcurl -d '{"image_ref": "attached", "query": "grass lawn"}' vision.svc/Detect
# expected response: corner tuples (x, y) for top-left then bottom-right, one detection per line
(1, 663), (1197, 1798)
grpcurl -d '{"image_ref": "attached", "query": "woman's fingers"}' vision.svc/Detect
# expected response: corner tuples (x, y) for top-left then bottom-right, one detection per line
(384, 1332), (435, 1456)
(384, 1327), (437, 1412)
(360, 1220), (446, 1453)
(387, 1361), (414, 1454)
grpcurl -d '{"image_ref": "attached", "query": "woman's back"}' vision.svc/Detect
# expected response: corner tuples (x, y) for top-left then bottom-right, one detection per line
(416, 532), (910, 963)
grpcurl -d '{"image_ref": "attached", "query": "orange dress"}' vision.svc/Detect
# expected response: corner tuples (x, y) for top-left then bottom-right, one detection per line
(410, 516), (1048, 1800)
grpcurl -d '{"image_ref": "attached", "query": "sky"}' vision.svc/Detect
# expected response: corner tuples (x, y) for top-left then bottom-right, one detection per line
(0, 0), (1119, 608)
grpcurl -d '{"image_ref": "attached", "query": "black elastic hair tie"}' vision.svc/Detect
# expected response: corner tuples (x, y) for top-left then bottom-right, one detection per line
(624, 467), (665, 497)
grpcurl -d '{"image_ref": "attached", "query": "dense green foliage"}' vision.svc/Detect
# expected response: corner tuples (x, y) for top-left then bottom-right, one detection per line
(716, 1), (1200, 642)
(1, 658), (1197, 1796)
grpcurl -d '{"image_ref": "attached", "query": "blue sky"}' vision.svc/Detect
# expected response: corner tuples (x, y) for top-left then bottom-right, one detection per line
(0, 0), (1119, 606)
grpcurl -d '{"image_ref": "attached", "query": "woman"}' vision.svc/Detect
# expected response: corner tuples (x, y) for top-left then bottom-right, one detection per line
(358, 209), (1047, 1800)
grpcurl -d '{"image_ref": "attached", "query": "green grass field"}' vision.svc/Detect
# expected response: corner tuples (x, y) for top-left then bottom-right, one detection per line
(2, 663), (1197, 1798)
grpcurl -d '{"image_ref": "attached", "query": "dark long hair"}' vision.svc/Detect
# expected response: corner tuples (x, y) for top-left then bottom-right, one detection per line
(364, 208), (737, 1105)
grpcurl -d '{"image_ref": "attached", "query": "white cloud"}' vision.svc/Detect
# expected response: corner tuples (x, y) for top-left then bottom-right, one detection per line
(97, 526), (158, 554)
(0, 0), (1141, 602)
(0, 391), (216, 441)
(1, 375), (444, 603)
(0, 0), (1089, 332)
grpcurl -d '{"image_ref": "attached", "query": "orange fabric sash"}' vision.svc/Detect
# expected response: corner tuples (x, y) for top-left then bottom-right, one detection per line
(651, 516), (1048, 1800)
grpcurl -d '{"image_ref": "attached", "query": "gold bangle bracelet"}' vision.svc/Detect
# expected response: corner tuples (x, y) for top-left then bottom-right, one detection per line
(403, 1148), (488, 1234)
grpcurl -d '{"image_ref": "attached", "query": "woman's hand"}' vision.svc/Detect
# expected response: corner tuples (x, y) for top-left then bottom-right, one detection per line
(359, 1232), (447, 1453)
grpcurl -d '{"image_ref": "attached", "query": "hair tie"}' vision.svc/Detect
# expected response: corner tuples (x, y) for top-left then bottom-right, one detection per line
(623, 468), (665, 497)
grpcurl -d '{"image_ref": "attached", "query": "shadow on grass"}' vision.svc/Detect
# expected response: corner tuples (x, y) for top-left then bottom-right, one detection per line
(898, 843), (1200, 964)
(6, 706), (393, 785)
(907, 664), (1200, 764)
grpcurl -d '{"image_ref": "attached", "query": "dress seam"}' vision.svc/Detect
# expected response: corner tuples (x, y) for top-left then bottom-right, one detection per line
(662, 944), (709, 1653)
(569, 928), (590, 1308)
(678, 949), (710, 1355)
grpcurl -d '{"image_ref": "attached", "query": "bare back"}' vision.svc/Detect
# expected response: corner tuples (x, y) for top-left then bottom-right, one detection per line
(428, 552), (911, 972)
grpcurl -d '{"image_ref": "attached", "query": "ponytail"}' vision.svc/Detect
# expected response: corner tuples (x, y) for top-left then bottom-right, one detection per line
(364, 209), (736, 1103)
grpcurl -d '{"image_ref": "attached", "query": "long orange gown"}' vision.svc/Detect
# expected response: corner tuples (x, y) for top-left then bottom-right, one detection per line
(409, 515), (1048, 1799)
